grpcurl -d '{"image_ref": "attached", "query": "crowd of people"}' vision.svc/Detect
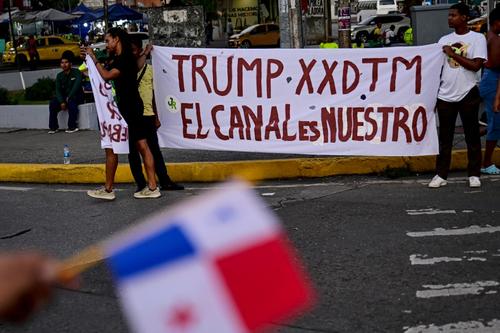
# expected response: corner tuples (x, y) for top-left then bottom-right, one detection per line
(48, 4), (500, 196)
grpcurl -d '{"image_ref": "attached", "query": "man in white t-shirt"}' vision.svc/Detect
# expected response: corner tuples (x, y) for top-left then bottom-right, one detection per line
(428, 2), (487, 189)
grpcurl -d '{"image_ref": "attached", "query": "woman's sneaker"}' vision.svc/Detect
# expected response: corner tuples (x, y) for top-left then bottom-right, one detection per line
(480, 164), (500, 175)
(468, 176), (481, 188)
(134, 187), (161, 199)
(428, 175), (447, 188)
(87, 188), (116, 200)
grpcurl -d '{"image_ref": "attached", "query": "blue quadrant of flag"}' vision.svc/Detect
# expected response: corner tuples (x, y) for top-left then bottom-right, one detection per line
(108, 224), (196, 280)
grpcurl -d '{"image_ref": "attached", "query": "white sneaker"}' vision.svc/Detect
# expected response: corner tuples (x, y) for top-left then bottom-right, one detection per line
(134, 187), (161, 199)
(87, 188), (116, 200)
(428, 175), (447, 188)
(65, 128), (79, 133)
(469, 176), (481, 188)
(48, 129), (59, 134)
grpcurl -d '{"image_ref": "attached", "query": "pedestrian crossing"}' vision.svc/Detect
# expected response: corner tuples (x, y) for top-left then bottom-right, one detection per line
(403, 207), (500, 332)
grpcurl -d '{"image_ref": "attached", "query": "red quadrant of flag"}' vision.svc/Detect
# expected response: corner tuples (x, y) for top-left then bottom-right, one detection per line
(215, 236), (314, 331)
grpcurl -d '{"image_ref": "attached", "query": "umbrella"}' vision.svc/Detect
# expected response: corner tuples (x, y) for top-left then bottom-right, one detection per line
(35, 9), (79, 21)
(10, 11), (38, 23)
(0, 9), (19, 23)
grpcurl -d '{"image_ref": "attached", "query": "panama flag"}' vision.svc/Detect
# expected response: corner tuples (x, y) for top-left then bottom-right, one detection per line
(104, 180), (314, 333)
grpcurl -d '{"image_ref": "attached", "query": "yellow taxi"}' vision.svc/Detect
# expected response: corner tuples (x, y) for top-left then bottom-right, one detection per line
(228, 23), (280, 48)
(2, 36), (81, 65)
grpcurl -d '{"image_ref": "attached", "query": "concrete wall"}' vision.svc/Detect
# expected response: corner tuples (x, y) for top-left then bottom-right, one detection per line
(147, 6), (205, 47)
(304, 16), (326, 45)
(0, 103), (99, 130)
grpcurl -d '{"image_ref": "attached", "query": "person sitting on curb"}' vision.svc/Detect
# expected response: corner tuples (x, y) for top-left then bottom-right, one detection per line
(479, 6), (500, 175)
(48, 52), (83, 134)
(428, 3), (487, 189)
(129, 38), (184, 192)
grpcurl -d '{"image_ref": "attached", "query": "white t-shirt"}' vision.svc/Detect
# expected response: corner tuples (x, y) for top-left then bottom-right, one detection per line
(437, 31), (487, 102)
(384, 29), (395, 45)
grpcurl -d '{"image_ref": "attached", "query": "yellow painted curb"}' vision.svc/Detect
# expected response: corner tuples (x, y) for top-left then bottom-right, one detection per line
(0, 149), (499, 184)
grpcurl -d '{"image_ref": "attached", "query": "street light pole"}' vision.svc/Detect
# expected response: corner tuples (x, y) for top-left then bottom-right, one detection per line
(6, 0), (21, 69)
(337, 0), (351, 47)
(103, 0), (109, 32)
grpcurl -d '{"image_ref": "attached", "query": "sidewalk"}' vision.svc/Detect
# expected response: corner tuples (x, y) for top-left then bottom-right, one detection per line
(0, 128), (498, 184)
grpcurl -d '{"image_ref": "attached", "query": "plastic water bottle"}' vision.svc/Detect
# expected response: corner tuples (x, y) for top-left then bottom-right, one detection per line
(63, 144), (71, 165)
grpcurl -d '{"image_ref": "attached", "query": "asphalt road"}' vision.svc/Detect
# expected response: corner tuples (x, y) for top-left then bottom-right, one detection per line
(0, 173), (499, 332)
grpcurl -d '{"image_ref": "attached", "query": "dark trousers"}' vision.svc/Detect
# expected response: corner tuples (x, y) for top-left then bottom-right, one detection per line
(49, 97), (80, 130)
(435, 86), (482, 178)
(28, 51), (39, 70)
(128, 116), (172, 190)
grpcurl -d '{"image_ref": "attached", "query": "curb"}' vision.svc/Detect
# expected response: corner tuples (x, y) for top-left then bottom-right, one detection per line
(1, 150), (499, 184)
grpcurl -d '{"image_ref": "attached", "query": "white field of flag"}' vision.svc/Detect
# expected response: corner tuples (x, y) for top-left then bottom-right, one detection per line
(104, 180), (314, 333)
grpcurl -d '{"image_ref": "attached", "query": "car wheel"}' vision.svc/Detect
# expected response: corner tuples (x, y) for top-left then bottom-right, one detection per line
(240, 40), (251, 48)
(16, 54), (28, 66)
(357, 31), (368, 43)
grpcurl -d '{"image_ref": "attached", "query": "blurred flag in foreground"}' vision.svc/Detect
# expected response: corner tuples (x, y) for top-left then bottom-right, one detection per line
(104, 180), (314, 333)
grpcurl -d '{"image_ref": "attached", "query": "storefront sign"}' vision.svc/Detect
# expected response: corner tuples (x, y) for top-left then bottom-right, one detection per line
(308, 0), (324, 16)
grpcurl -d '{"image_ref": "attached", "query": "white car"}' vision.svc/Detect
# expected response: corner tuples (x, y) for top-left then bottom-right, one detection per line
(350, 14), (410, 43)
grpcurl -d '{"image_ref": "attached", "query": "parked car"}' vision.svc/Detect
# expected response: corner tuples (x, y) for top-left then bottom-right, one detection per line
(350, 14), (410, 43)
(467, 14), (487, 33)
(2, 36), (81, 65)
(228, 23), (280, 48)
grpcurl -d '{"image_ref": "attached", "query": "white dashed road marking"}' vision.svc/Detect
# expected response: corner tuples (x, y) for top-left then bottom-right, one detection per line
(416, 281), (499, 299)
(406, 208), (456, 215)
(404, 319), (500, 332)
(0, 185), (32, 191)
(406, 225), (500, 238)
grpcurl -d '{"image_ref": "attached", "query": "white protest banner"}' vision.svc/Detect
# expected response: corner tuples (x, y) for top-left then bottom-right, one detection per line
(152, 45), (444, 156)
(87, 55), (129, 154)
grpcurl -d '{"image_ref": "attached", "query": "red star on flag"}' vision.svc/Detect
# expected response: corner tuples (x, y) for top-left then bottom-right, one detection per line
(167, 305), (196, 331)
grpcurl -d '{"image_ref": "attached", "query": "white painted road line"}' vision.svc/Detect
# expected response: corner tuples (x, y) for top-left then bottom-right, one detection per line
(409, 254), (486, 265)
(55, 188), (126, 193)
(409, 250), (500, 265)
(416, 281), (499, 299)
(406, 208), (456, 215)
(0, 186), (32, 191)
(407, 225), (500, 238)
(404, 319), (500, 332)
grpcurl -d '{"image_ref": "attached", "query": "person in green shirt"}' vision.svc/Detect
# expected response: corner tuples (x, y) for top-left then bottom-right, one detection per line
(48, 52), (83, 134)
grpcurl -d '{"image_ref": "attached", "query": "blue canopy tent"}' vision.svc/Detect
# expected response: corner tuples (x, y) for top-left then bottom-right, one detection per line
(70, 3), (92, 15)
(69, 4), (98, 40)
(93, 4), (143, 21)
(69, 4), (143, 40)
